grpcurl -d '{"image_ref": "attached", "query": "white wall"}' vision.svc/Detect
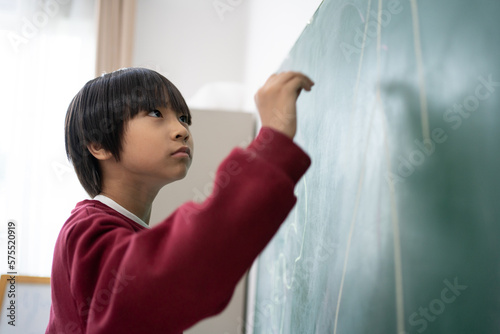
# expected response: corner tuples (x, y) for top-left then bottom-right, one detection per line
(243, 0), (323, 109)
(133, 0), (322, 112)
(132, 0), (249, 101)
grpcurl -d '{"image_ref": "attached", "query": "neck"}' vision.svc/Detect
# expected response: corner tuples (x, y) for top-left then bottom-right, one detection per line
(96, 157), (176, 225)
(99, 183), (160, 225)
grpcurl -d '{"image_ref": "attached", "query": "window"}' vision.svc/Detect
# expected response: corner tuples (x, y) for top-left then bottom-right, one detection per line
(0, 0), (96, 277)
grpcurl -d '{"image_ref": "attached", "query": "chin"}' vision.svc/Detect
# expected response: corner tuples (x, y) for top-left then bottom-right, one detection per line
(158, 163), (191, 186)
(165, 169), (189, 185)
(177, 171), (188, 180)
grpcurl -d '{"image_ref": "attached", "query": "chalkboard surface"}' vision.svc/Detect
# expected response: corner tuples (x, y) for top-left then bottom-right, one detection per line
(251, 0), (500, 333)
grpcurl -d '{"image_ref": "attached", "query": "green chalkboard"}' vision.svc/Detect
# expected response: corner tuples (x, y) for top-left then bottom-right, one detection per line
(250, 0), (500, 333)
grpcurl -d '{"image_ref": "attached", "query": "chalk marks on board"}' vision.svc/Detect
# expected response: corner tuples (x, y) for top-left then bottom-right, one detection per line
(409, 0), (431, 144)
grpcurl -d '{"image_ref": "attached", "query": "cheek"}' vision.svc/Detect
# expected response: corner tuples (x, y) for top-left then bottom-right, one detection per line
(189, 137), (194, 158)
(121, 134), (165, 169)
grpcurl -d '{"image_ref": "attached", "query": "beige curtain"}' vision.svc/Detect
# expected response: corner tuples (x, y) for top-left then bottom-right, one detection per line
(95, 0), (136, 76)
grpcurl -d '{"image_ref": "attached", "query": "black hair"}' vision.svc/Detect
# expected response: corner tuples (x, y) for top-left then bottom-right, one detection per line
(65, 67), (191, 198)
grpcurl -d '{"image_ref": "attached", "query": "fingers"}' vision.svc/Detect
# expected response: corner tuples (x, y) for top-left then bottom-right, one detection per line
(271, 71), (314, 92)
(280, 75), (314, 103)
(288, 75), (315, 94)
(257, 71), (314, 103)
(255, 71), (314, 139)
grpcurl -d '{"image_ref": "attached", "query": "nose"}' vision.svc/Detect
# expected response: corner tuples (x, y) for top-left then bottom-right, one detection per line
(176, 132), (189, 142)
(173, 122), (190, 142)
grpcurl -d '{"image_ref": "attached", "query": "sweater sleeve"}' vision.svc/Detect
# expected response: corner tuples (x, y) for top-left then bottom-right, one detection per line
(67, 127), (311, 334)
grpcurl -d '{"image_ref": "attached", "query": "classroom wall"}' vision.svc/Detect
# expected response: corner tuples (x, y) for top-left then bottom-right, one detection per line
(132, 0), (248, 101)
(242, 0), (324, 110)
(132, 0), (323, 111)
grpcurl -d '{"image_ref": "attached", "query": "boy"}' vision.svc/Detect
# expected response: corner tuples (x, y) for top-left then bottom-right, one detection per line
(46, 68), (314, 333)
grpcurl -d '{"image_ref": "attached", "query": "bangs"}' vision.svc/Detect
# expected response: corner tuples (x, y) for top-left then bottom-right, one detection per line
(106, 68), (191, 125)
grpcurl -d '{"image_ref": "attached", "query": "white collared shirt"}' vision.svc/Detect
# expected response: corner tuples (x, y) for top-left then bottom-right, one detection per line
(93, 194), (151, 229)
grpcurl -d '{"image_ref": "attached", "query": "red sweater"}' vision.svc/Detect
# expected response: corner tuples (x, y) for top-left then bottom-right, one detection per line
(46, 127), (311, 334)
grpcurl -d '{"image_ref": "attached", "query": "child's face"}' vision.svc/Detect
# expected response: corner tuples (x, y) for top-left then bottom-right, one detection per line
(116, 106), (193, 187)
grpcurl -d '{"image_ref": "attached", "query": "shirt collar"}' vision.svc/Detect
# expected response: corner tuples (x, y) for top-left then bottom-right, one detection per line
(93, 194), (151, 229)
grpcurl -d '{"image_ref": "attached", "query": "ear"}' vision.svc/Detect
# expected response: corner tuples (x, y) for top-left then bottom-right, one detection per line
(87, 142), (113, 161)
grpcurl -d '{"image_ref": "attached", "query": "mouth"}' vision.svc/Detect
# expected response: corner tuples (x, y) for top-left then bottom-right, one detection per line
(172, 146), (191, 158)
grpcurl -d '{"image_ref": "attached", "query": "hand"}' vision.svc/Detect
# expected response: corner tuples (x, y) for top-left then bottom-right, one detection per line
(254, 71), (314, 139)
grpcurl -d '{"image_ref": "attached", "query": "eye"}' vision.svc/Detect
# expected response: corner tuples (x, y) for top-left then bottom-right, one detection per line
(148, 110), (163, 118)
(179, 115), (189, 124)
